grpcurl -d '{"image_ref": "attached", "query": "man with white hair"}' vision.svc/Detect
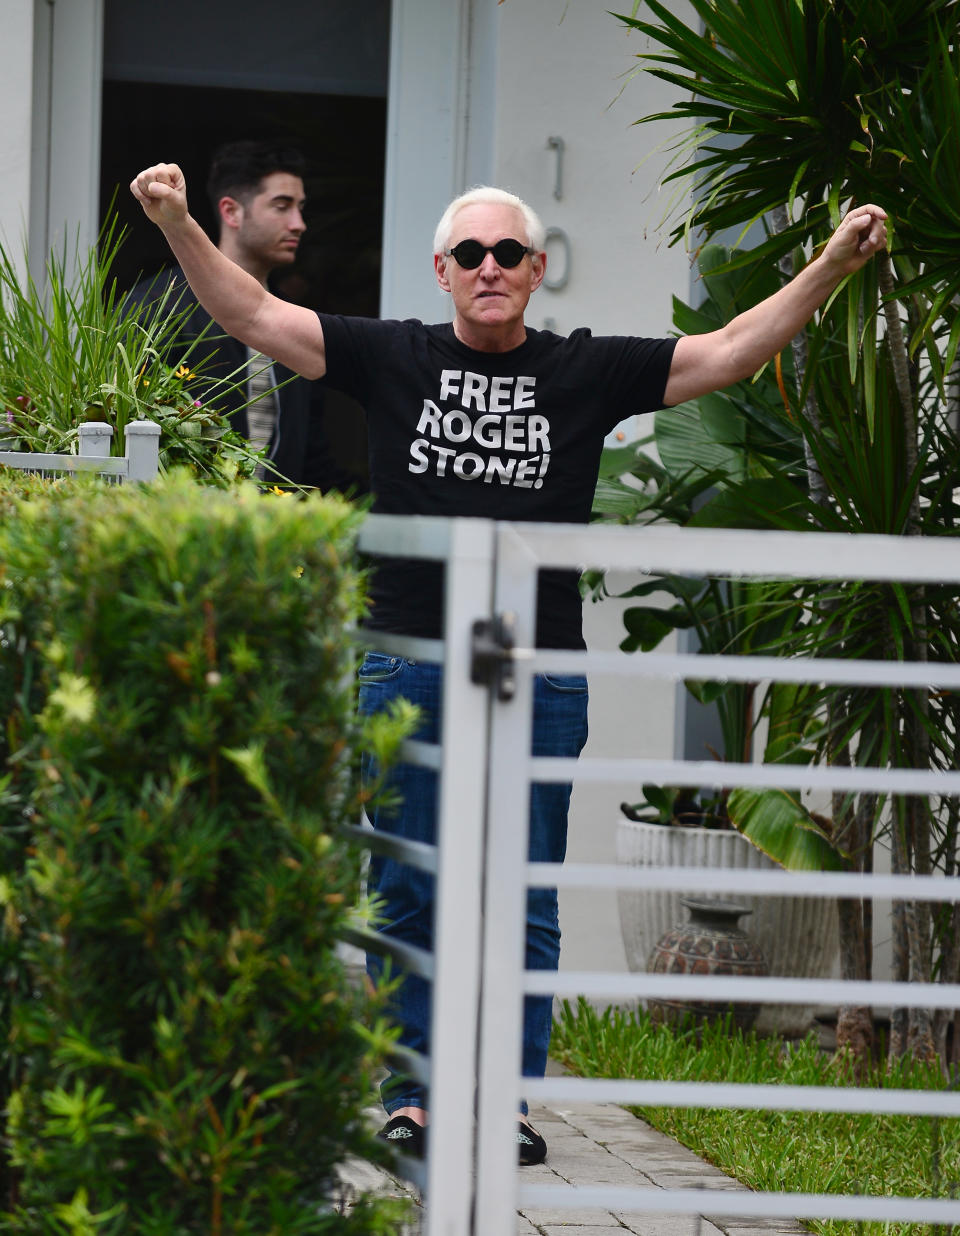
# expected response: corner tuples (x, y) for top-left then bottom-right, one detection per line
(130, 162), (887, 1164)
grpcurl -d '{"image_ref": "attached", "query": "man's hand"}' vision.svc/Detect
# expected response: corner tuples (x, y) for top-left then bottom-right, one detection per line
(820, 204), (888, 276)
(130, 163), (190, 230)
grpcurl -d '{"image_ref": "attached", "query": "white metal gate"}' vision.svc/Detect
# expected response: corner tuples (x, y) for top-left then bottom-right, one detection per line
(354, 513), (960, 1234)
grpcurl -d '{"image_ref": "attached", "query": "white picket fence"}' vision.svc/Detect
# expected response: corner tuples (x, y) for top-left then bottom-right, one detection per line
(0, 419), (160, 482)
(352, 512), (960, 1235)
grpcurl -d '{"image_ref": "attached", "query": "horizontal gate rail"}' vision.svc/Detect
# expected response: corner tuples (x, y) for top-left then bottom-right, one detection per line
(0, 451), (128, 475)
(527, 971), (960, 1010)
(514, 519), (960, 582)
(341, 926), (434, 980)
(528, 646), (960, 688)
(529, 860), (960, 899)
(342, 826), (438, 873)
(356, 512), (467, 560)
(523, 1076), (960, 1117)
(529, 754), (960, 794)
(515, 1184), (960, 1226)
(399, 739), (442, 771)
(359, 632), (445, 663)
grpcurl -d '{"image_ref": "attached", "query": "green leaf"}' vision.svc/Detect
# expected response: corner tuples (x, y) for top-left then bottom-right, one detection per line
(687, 477), (806, 530)
(642, 784), (676, 817)
(656, 399), (747, 482)
(598, 442), (651, 477)
(727, 787), (845, 871)
(672, 297), (719, 335)
(611, 574), (706, 603)
(762, 681), (818, 765)
(621, 605), (693, 652)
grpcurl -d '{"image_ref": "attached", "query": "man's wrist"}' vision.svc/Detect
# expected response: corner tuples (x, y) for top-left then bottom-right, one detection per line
(805, 249), (846, 299)
(158, 212), (196, 239)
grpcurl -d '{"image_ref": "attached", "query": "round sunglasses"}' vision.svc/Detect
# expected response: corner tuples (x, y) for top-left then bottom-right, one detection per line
(444, 238), (535, 269)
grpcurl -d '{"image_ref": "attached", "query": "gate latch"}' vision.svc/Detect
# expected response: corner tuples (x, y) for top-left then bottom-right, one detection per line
(470, 612), (520, 701)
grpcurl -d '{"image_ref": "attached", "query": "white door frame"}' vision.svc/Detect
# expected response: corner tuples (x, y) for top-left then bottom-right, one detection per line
(379, 0), (498, 323)
(30, 0), (104, 269)
(30, 0), (497, 315)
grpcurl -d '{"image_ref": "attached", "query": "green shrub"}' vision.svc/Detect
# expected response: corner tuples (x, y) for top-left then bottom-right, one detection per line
(0, 472), (414, 1234)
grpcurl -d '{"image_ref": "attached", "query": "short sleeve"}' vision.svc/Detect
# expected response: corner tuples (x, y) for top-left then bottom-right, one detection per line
(597, 334), (678, 433)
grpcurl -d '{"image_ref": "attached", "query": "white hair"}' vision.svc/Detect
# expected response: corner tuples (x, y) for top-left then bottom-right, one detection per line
(432, 185), (546, 255)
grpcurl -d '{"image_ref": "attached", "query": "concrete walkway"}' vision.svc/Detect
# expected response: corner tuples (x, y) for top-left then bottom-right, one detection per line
(337, 1094), (809, 1235)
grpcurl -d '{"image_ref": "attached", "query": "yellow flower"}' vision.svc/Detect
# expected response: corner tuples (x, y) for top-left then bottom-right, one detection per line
(45, 674), (97, 725)
(268, 486), (290, 497)
(175, 364), (196, 380)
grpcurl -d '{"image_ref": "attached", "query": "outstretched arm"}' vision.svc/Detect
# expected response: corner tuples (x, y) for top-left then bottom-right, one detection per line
(663, 204), (888, 407)
(130, 163), (328, 379)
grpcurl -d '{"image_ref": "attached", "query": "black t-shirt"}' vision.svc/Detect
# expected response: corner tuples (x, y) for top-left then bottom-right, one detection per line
(319, 315), (677, 648)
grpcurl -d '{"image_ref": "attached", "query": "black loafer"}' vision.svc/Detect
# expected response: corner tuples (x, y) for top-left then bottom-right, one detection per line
(517, 1119), (547, 1166)
(378, 1114), (426, 1159)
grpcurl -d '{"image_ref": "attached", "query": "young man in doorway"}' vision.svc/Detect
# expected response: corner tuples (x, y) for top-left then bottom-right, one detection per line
(131, 140), (355, 491)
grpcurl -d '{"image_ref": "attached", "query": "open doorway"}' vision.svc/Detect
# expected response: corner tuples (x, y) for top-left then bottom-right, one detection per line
(98, 0), (390, 487)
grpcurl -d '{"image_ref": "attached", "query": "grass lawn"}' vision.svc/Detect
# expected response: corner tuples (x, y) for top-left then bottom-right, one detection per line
(551, 998), (959, 1236)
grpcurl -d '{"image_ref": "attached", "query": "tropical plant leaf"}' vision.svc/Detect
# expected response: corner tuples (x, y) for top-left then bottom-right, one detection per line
(727, 787), (846, 870)
(620, 605), (694, 652)
(656, 399), (747, 482)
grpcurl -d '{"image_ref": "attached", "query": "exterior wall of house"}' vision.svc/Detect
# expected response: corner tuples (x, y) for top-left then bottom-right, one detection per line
(28, 0), (103, 267)
(490, 0), (695, 974)
(491, 2), (692, 352)
(0, 0), (36, 281)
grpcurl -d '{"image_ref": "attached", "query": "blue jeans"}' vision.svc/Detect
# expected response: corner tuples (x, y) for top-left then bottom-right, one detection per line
(358, 653), (588, 1116)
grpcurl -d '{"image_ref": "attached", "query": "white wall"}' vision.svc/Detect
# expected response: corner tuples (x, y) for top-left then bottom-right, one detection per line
(0, 0), (36, 275)
(39, 0), (103, 256)
(0, 0), (104, 268)
(487, 2), (696, 977)
(492, 3), (692, 354)
(566, 583), (679, 975)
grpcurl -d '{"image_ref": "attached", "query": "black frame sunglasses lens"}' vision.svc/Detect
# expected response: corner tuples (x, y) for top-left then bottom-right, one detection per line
(449, 239), (529, 269)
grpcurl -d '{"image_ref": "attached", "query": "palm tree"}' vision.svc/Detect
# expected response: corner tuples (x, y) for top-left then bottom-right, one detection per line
(617, 0), (960, 1067)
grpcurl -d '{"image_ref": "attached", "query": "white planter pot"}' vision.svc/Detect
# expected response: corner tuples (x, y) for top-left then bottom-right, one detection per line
(616, 817), (839, 1037)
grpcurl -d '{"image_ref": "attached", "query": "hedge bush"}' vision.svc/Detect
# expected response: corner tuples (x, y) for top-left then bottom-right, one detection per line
(0, 471), (414, 1235)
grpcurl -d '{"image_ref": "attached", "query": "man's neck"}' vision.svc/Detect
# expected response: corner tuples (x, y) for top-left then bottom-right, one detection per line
(218, 240), (270, 289)
(452, 316), (528, 354)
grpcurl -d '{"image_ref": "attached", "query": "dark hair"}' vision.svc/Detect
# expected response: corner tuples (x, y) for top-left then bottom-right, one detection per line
(205, 140), (306, 214)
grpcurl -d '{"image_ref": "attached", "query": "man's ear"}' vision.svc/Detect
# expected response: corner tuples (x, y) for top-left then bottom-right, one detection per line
(529, 251), (547, 292)
(219, 195), (243, 232)
(434, 251), (451, 292)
